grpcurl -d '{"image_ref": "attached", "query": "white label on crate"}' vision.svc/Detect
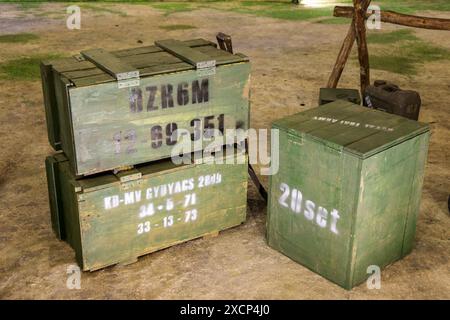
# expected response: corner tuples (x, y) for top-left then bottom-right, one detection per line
(101, 172), (223, 236)
(278, 182), (341, 235)
(312, 116), (395, 132)
(103, 173), (221, 210)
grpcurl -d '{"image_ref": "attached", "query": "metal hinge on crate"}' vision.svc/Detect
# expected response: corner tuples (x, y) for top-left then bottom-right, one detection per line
(155, 39), (217, 76)
(114, 167), (143, 190)
(80, 48), (140, 89)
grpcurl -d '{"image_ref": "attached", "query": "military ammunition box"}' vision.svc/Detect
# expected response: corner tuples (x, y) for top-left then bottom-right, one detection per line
(267, 100), (430, 289)
(46, 151), (248, 271)
(41, 39), (250, 176)
(319, 88), (361, 106)
(364, 80), (421, 120)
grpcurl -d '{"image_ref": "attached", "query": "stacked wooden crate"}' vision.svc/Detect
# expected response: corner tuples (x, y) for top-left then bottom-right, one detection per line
(41, 38), (251, 271)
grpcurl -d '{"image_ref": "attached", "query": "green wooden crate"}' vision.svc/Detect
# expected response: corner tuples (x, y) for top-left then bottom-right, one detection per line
(319, 88), (361, 106)
(266, 100), (430, 289)
(46, 151), (248, 271)
(41, 38), (251, 176)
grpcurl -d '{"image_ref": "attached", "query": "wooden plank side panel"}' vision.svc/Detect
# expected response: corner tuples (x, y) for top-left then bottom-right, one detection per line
(112, 39), (216, 58)
(351, 134), (429, 286)
(139, 62), (193, 77)
(71, 73), (115, 87)
(40, 61), (61, 150)
(81, 48), (138, 79)
(53, 74), (77, 173)
(401, 132), (430, 256)
(53, 40), (221, 87)
(272, 100), (354, 134)
(57, 158), (85, 269)
(68, 62), (251, 176)
(62, 68), (106, 80)
(155, 39), (215, 67)
(195, 45), (249, 65)
(310, 107), (409, 152)
(267, 129), (360, 288)
(343, 155), (363, 290)
(45, 155), (64, 239)
(52, 58), (96, 73)
(274, 102), (430, 159)
(77, 158), (248, 271)
(59, 41), (245, 87)
(183, 38), (217, 48)
(345, 120), (429, 158)
(67, 62), (193, 86)
(113, 45), (162, 58)
(120, 51), (181, 69)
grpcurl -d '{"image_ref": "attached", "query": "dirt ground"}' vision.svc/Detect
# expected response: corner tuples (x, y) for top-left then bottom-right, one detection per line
(0, 3), (449, 299)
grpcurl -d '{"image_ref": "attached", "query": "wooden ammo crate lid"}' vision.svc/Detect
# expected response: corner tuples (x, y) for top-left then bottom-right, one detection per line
(45, 38), (249, 88)
(273, 100), (430, 159)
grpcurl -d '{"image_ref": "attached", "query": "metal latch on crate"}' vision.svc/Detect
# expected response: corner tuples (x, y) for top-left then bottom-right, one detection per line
(114, 167), (142, 189)
(80, 48), (140, 89)
(155, 39), (216, 76)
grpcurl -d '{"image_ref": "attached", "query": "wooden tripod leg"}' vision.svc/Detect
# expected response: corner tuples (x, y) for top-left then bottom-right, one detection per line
(244, 139), (268, 204)
(353, 0), (371, 96)
(248, 164), (268, 203)
(327, 0), (371, 89)
(327, 17), (357, 88)
(216, 32), (268, 205)
(334, 6), (450, 31)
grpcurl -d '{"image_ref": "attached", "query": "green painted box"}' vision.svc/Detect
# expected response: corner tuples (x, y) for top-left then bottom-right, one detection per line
(41, 38), (250, 176)
(46, 151), (248, 271)
(267, 100), (430, 289)
(319, 88), (361, 106)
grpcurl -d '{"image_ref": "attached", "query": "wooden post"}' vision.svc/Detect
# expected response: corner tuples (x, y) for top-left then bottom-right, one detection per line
(334, 6), (450, 30)
(327, 0), (371, 88)
(326, 16), (357, 88)
(353, 0), (370, 97)
(328, 3), (450, 97)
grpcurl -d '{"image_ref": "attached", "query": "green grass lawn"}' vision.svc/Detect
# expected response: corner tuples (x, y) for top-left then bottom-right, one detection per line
(367, 29), (418, 44)
(1, 1), (449, 79)
(371, 0), (450, 13)
(4, 1), (450, 21)
(0, 33), (39, 43)
(366, 29), (450, 75)
(0, 55), (61, 80)
(150, 2), (193, 15)
(159, 24), (197, 30)
(79, 3), (128, 16)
